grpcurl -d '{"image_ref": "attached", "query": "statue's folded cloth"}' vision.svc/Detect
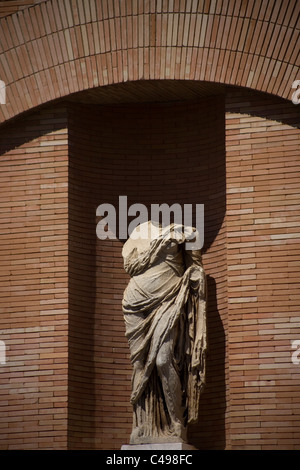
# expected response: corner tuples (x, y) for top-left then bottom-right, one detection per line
(122, 221), (207, 443)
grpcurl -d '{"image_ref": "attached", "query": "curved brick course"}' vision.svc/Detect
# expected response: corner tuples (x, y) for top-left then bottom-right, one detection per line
(0, 0), (299, 124)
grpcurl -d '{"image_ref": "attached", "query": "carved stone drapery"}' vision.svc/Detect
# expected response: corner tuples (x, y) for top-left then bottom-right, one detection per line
(122, 221), (207, 444)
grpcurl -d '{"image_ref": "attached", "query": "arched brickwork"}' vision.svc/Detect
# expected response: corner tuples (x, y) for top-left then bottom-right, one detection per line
(0, 0), (299, 125)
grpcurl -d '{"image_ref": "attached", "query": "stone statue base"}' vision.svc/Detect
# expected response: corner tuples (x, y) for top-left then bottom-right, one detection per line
(121, 442), (197, 450)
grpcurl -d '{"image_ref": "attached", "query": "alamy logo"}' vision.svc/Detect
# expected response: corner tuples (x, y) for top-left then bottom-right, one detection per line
(96, 196), (204, 250)
(0, 80), (6, 104)
(291, 80), (300, 105)
(0, 341), (6, 364)
(291, 340), (300, 365)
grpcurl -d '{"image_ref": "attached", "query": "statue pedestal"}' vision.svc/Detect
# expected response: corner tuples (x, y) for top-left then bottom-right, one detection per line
(121, 442), (197, 450)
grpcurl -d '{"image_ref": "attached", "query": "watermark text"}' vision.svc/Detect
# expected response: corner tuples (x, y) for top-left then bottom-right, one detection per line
(0, 340), (6, 365)
(96, 196), (204, 250)
(291, 340), (300, 364)
(291, 80), (300, 105)
(0, 80), (6, 104)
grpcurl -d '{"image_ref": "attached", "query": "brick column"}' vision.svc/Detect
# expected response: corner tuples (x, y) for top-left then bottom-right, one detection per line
(226, 90), (300, 450)
(0, 105), (69, 449)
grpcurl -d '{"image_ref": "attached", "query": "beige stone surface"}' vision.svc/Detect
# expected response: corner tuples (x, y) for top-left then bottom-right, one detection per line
(122, 221), (207, 445)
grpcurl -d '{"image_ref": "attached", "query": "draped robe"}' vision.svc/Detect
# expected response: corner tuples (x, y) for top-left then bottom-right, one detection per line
(122, 222), (207, 444)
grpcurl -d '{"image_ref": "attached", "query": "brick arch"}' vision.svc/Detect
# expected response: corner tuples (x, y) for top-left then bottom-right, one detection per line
(0, 0), (299, 125)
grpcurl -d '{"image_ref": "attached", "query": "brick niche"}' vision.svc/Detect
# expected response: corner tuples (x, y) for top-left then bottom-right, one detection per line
(68, 95), (227, 449)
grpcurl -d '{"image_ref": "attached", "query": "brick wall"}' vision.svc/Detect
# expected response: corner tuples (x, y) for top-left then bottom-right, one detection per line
(67, 95), (228, 449)
(0, 106), (69, 449)
(226, 89), (300, 449)
(1, 86), (300, 450)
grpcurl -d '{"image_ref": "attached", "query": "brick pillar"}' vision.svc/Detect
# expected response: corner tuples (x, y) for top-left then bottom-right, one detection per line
(0, 106), (69, 449)
(226, 90), (300, 450)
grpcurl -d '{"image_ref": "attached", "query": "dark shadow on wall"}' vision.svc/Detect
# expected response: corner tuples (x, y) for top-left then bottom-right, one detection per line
(0, 104), (68, 154)
(68, 192), (97, 449)
(225, 86), (300, 129)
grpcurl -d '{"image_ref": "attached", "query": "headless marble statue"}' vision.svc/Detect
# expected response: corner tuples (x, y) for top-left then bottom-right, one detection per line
(122, 221), (207, 444)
